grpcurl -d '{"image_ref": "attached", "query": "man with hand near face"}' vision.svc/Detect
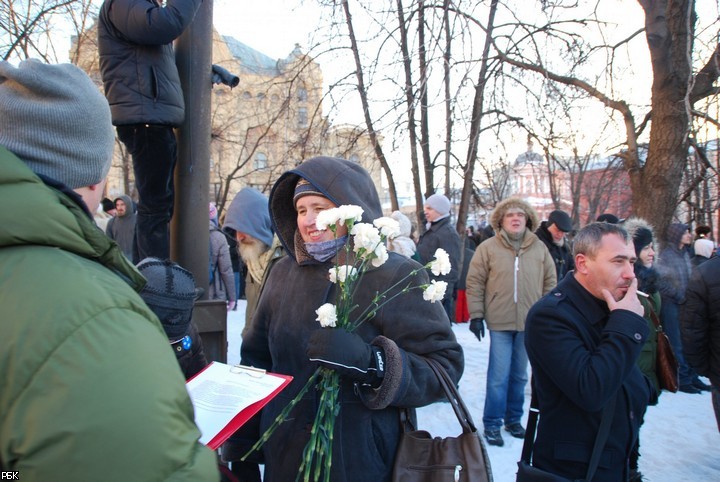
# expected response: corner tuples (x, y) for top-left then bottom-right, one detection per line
(525, 222), (655, 481)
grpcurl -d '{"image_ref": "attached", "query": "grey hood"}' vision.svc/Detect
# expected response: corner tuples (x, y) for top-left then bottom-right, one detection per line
(269, 156), (382, 261)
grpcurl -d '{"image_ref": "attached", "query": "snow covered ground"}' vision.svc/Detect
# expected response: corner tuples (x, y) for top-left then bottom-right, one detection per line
(226, 301), (718, 481)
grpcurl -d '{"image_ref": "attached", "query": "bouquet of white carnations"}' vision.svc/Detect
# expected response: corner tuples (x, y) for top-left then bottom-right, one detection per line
(243, 204), (451, 482)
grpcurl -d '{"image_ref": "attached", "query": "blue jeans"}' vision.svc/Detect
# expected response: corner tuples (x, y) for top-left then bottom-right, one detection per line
(660, 299), (697, 386)
(483, 330), (528, 430)
(117, 124), (177, 261)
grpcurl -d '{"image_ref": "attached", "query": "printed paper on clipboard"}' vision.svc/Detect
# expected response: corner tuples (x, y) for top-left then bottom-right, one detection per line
(186, 361), (292, 450)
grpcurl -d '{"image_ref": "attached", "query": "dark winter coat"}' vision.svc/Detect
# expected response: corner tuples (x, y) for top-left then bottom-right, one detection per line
(239, 157), (464, 482)
(208, 221), (236, 303)
(105, 193), (136, 261)
(681, 256), (720, 388)
(535, 220), (574, 281)
(416, 215), (461, 292)
(98, 0), (202, 126)
(0, 145), (217, 480)
(525, 274), (654, 481)
(655, 223), (692, 303)
(172, 322), (208, 380)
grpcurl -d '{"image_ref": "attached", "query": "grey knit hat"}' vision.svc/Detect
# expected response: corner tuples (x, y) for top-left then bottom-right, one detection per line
(0, 59), (114, 189)
(137, 258), (199, 340)
(425, 193), (451, 216)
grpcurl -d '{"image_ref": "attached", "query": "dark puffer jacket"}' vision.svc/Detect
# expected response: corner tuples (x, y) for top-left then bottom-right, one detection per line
(239, 157), (464, 482)
(681, 256), (720, 387)
(98, 0), (203, 126)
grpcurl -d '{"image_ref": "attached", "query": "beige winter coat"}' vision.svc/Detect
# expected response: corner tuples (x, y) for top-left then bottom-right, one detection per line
(466, 197), (556, 331)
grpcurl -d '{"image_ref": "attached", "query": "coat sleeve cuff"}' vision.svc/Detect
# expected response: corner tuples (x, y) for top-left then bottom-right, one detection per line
(357, 335), (403, 410)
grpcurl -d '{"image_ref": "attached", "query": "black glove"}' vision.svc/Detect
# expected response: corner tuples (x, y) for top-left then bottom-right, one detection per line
(470, 318), (485, 341)
(307, 328), (385, 387)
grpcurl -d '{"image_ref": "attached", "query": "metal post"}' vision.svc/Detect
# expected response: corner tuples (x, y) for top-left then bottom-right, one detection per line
(173, 0), (227, 363)
(173, 0), (213, 290)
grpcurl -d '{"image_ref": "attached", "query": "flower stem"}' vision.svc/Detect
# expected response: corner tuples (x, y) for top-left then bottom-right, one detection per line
(241, 367), (322, 462)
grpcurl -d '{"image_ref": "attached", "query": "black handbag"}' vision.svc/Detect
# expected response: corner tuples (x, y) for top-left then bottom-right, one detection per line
(392, 358), (493, 482)
(516, 382), (616, 482)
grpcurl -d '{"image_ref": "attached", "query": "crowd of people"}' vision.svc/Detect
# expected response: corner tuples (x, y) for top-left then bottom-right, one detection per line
(2, 2), (718, 481)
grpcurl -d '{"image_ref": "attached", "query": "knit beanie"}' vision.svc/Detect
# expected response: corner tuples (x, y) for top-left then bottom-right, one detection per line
(694, 238), (715, 259)
(0, 59), (115, 189)
(101, 198), (115, 213)
(293, 178), (323, 204)
(137, 258), (199, 340)
(425, 193), (451, 216)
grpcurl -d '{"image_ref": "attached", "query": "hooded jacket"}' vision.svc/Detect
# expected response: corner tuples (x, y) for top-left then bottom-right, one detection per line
(239, 157), (464, 482)
(222, 187), (286, 330)
(656, 223), (692, 303)
(105, 193), (136, 261)
(0, 146), (217, 480)
(98, 0), (203, 126)
(466, 197), (556, 331)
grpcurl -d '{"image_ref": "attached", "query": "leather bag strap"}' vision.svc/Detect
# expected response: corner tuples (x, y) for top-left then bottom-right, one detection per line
(400, 358), (477, 435)
(425, 357), (477, 434)
(522, 379), (617, 481)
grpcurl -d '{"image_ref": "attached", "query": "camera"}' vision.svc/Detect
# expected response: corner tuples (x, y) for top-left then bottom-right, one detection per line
(211, 64), (239, 88)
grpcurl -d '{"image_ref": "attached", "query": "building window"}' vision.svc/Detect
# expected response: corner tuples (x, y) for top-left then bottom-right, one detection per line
(298, 87), (308, 102)
(271, 94), (279, 102)
(242, 91), (252, 99)
(257, 92), (266, 101)
(298, 107), (308, 128)
(254, 152), (268, 170)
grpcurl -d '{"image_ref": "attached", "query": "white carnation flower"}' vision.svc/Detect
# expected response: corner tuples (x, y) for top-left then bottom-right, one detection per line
(423, 280), (448, 303)
(373, 217), (401, 239)
(315, 208), (341, 231)
(371, 243), (389, 267)
(328, 265), (358, 283)
(315, 303), (338, 327)
(351, 223), (382, 254)
(430, 248), (452, 276)
(336, 205), (364, 225)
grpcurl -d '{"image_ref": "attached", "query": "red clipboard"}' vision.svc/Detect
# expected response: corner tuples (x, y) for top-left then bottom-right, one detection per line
(186, 362), (292, 450)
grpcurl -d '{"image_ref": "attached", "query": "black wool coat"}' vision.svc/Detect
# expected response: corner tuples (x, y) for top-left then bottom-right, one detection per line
(525, 274), (655, 481)
(681, 256), (720, 388)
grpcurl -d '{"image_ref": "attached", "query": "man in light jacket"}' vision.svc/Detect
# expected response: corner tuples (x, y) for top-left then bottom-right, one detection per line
(466, 197), (556, 447)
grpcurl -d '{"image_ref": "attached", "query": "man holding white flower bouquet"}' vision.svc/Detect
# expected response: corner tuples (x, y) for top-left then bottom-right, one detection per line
(236, 156), (464, 482)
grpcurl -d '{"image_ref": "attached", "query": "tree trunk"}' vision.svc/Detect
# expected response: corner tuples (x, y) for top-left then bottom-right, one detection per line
(395, 0), (424, 227)
(342, 0), (399, 211)
(457, 0), (498, 236)
(633, 0), (694, 245)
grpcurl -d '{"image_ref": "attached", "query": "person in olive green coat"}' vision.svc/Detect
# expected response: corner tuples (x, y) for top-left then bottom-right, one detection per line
(0, 60), (217, 481)
(624, 217), (661, 482)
